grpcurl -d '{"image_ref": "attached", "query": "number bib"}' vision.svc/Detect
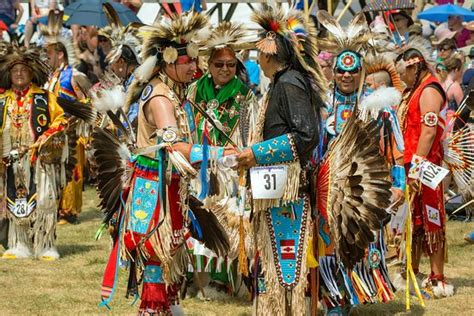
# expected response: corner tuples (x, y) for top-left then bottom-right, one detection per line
(10, 198), (34, 218)
(420, 161), (449, 190)
(250, 165), (288, 199)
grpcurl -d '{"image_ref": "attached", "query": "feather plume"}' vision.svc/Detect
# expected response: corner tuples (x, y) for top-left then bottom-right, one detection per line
(188, 195), (230, 257)
(134, 54), (158, 84)
(103, 2), (121, 29)
(359, 87), (402, 121)
(92, 128), (132, 224)
(91, 85), (126, 113)
(102, 3), (142, 66)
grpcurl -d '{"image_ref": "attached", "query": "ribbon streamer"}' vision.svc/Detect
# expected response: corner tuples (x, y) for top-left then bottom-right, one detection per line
(405, 186), (426, 310)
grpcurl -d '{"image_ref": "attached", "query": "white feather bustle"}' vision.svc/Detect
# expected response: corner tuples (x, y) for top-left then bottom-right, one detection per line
(135, 54), (158, 84)
(92, 85), (126, 113)
(359, 86), (402, 121)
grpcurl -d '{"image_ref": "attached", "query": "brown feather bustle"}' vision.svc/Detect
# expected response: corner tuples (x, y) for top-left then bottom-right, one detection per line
(320, 113), (392, 268)
(92, 128), (131, 224)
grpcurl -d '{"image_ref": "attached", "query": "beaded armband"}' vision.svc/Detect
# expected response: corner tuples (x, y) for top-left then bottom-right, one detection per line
(251, 134), (298, 165)
(189, 144), (224, 164)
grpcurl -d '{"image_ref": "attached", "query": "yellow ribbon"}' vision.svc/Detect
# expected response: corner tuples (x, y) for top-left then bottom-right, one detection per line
(306, 237), (318, 268)
(405, 186), (426, 310)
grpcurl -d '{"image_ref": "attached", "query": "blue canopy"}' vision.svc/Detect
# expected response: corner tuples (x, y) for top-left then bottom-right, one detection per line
(418, 4), (474, 22)
(64, 0), (141, 27)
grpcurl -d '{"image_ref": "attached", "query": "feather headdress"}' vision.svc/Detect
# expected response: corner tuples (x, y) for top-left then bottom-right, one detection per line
(126, 12), (209, 108)
(252, 3), (327, 93)
(101, 3), (142, 66)
(139, 12), (208, 65)
(317, 11), (375, 55)
(39, 10), (77, 66)
(0, 43), (50, 89)
(201, 21), (257, 55)
(394, 35), (433, 71)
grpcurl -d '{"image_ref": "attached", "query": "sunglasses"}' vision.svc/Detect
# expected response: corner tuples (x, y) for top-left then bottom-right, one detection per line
(439, 46), (454, 52)
(213, 61), (237, 69)
(335, 67), (360, 75)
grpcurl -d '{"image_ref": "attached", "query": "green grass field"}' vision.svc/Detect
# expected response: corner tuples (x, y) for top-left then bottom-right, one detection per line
(0, 187), (473, 315)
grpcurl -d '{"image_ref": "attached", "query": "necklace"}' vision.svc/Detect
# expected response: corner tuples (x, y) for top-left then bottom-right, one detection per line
(10, 86), (32, 128)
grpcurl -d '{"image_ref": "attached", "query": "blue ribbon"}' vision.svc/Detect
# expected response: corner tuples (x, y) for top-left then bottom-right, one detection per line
(188, 209), (203, 239)
(198, 137), (209, 200)
(98, 193), (127, 310)
(339, 263), (360, 306)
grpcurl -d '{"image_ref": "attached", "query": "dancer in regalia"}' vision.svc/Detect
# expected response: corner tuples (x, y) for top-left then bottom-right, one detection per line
(0, 43), (66, 260)
(40, 10), (89, 225)
(95, 12), (232, 315)
(315, 11), (398, 313)
(394, 38), (455, 299)
(99, 3), (142, 130)
(235, 5), (326, 315)
(186, 21), (258, 296)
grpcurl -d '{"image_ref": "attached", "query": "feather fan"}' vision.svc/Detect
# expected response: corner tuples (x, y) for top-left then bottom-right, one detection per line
(318, 112), (392, 268)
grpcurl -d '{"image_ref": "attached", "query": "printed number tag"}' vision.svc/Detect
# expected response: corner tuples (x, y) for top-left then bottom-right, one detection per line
(13, 198), (28, 218)
(250, 165), (288, 199)
(420, 161), (449, 190)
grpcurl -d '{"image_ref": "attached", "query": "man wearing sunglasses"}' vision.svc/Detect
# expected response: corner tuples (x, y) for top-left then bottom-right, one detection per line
(325, 50), (365, 139)
(185, 22), (259, 298)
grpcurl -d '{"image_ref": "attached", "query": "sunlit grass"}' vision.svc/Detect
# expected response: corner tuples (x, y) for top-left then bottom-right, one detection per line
(0, 187), (472, 315)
